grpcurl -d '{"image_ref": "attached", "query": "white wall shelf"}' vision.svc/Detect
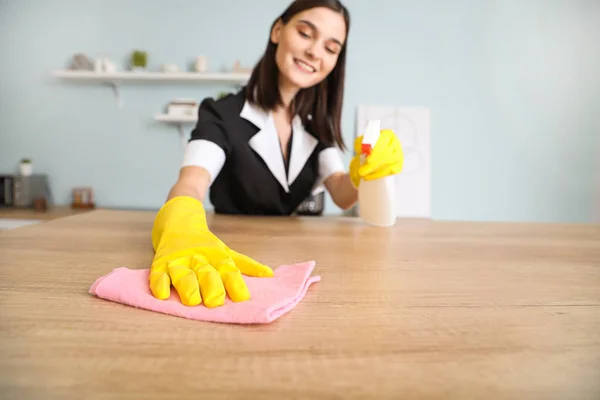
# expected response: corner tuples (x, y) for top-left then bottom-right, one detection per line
(154, 114), (198, 146)
(52, 69), (250, 83)
(52, 69), (249, 107)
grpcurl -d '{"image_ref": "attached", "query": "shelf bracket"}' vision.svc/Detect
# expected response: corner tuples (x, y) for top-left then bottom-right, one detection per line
(109, 82), (123, 108)
(177, 124), (187, 147)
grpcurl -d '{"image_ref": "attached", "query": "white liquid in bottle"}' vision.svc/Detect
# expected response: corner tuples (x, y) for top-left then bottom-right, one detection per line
(358, 120), (397, 227)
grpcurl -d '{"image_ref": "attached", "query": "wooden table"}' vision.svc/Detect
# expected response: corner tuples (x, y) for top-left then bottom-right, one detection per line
(0, 205), (92, 221)
(1, 210), (599, 399)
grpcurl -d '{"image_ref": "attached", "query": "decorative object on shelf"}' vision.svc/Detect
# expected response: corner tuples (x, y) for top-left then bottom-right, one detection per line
(94, 57), (117, 73)
(130, 50), (148, 71)
(33, 196), (48, 212)
(194, 56), (208, 72)
(70, 53), (94, 70)
(232, 60), (252, 74)
(71, 187), (95, 209)
(161, 63), (180, 73)
(19, 158), (33, 176)
(166, 98), (198, 118)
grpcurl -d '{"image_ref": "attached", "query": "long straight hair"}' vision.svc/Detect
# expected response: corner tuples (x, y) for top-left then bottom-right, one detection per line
(245, 0), (350, 150)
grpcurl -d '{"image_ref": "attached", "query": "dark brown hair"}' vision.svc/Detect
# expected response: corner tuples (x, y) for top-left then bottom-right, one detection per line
(245, 0), (350, 150)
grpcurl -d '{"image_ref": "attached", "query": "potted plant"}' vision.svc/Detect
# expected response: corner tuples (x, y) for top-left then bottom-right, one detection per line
(130, 50), (148, 71)
(19, 158), (32, 176)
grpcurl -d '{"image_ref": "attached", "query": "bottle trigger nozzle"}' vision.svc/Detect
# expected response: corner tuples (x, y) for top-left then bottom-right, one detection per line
(361, 120), (381, 156)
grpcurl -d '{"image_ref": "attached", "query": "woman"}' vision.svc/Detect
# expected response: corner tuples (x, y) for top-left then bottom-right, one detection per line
(149, 0), (404, 308)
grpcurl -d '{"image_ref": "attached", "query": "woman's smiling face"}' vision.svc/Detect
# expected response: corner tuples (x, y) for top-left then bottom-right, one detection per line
(271, 6), (347, 90)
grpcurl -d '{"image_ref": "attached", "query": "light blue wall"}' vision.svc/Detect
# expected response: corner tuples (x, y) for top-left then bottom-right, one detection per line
(1, 0), (598, 222)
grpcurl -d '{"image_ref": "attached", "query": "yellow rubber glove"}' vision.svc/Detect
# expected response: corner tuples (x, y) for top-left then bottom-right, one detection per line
(149, 196), (273, 308)
(349, 128), (404, 188)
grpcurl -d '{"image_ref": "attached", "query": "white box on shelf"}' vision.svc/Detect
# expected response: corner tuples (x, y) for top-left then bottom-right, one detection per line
(356, 105), (431, 219)
(166, 99), (198, 117)
(166, 106), (197, 117)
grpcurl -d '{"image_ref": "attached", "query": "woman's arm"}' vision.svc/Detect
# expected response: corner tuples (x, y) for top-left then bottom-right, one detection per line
(324, 171), (358, 210)
(167, 166), (211, 202)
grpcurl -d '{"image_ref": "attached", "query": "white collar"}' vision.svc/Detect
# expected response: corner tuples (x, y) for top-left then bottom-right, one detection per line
(240, 100), (318, 193)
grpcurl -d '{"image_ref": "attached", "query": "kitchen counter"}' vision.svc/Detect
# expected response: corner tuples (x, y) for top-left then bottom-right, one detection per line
(0, 209), (599, 399)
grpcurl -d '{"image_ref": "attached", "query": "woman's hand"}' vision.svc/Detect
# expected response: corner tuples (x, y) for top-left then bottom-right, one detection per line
(149, 196), (273, 308)
(349, 129), (404, 188)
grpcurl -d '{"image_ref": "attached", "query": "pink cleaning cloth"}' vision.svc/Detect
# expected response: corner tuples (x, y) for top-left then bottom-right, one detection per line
(89, 261), (320, 324)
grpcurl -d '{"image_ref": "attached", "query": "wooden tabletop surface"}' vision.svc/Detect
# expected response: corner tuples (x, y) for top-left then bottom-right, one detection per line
(0, 205), (92, 221)
(1, 209), (599, 399)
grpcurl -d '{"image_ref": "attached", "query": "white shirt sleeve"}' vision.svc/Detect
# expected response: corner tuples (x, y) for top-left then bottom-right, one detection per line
(181, 139), (226, 185)
(311, 146), (346, 195)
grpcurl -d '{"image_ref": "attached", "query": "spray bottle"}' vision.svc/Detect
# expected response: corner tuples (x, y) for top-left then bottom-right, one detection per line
(358, 120), (397, 227)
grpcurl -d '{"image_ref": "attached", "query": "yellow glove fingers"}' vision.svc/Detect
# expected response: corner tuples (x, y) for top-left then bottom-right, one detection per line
(362, 163), (403, 181)
(353, 135), (364, 155)
(149, 264), (171, 300)
(360, 130), (396, 174)
(229, 249), (274, 277)
(360, 131), (403, 178)
(167, 257), (201, 306)
(360, 147), (404, 178)
(212, 254), (250, 303)
(191, 254), (226, 308)
(359, 157), (385, 177)
(361, 161), (402, 180)
(222, 266), (251, 302)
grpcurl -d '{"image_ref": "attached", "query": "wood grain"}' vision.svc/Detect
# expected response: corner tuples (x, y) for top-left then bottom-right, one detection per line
(1, 210), (599, 399)
(0, 205), (92, 221)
